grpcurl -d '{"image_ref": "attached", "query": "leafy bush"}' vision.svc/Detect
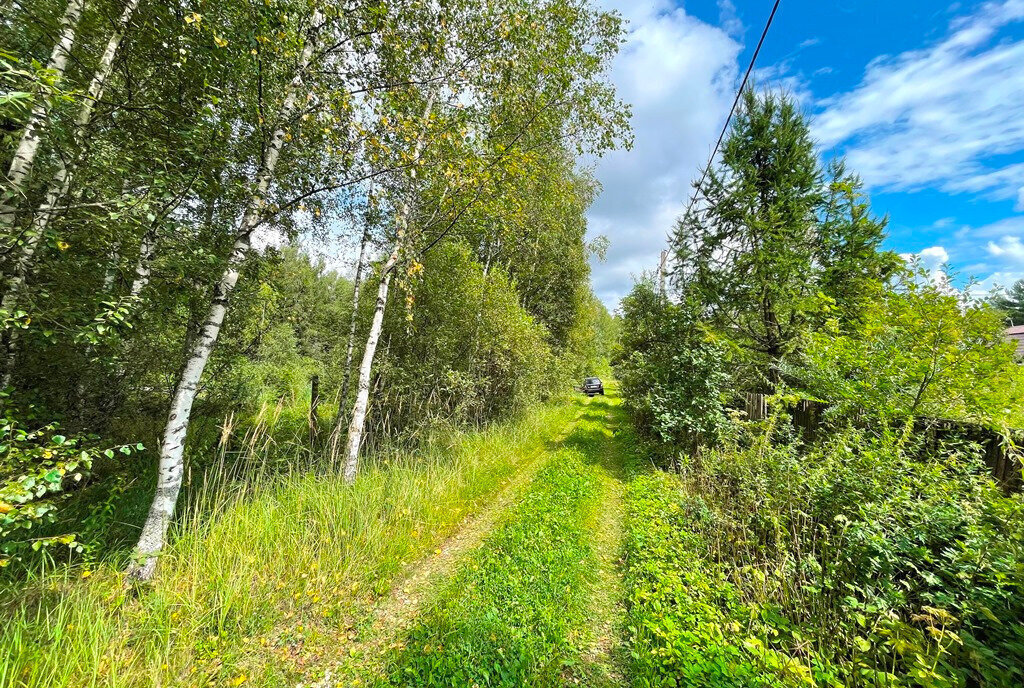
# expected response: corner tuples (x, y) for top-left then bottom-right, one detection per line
(670, 411), (1024, 687)
(0, 404), (140, 568)
(794, 273), (1024, 428)
(624, 471), (834, 687)
(614, 280), (729, 459)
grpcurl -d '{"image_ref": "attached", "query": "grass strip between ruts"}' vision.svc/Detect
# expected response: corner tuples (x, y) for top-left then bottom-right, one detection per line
(378, 400), (616, 686)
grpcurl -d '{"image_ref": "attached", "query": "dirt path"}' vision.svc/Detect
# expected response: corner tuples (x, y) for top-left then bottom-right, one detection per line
(580, 402), (630, 686)
(318, 408), (586, 684)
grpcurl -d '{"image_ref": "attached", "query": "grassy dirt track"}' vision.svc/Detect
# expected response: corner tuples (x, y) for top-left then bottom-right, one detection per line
(321, 390), (636, 688)
(1, 392), (642, 688)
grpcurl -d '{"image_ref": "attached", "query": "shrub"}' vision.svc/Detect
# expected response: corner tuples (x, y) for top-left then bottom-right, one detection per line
(673, 411), (1024, 687)
(614, 280), (728, 459)
(624, 471), (834, 687)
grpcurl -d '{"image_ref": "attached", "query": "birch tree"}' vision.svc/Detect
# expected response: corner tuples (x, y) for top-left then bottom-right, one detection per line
(329, 219), (371, 456)
(1, 0), (142, 387)
(128, 8), (329, 580)
(0, 0), (84, 232)
(340, 0), (629, 482)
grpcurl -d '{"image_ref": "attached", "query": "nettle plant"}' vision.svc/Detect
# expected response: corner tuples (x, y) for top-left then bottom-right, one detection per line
(0, 404), (141, 566)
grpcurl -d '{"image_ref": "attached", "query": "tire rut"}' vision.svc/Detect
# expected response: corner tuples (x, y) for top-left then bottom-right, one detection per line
(313, 408), (586, 684)
(580, 403), (630, 686)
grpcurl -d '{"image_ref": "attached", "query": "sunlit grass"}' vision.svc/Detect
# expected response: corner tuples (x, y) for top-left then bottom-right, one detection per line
(378, 397), (616, 686)
(0, 400), (580, 688)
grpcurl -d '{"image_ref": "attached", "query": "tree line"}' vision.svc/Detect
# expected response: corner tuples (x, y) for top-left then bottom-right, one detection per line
(0, 0), (628, 578)
(614, 88), (1024, 686)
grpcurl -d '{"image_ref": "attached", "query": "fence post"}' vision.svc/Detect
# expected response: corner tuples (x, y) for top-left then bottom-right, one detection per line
(310, 374), (320, 448)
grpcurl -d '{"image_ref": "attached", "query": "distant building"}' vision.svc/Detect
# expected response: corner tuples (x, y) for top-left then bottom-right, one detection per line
(1007, 325), (1024, 358)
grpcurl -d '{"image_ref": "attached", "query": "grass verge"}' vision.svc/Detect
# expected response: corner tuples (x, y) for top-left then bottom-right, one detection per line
(623, 470), (817, 688)
(0, 401), (578, 688)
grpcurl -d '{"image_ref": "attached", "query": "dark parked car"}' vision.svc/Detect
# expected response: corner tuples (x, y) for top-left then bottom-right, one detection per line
(582, 377), (604, 396)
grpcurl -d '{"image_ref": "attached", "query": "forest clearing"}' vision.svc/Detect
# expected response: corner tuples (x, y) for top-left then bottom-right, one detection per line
(3, 0), (1024, 686)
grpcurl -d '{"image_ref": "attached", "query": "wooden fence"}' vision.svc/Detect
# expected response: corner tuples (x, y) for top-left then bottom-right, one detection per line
(740, 392), (1023, 492)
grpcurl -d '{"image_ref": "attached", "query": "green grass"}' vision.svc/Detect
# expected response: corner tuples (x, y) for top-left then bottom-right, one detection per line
(0, 400), (579, 688)
(378, 397), (617, 687)
(621, 412), (1024, 688)
(622, 470), (820, 688)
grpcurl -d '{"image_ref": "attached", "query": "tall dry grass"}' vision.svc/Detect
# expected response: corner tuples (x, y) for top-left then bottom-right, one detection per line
(0, 400), (578, 687)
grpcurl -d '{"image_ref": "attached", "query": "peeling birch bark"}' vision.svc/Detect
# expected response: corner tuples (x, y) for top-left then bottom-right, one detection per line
(0, 0), (85, 231)
(127, 12), (323, 581)
(329, 224), (371, 455)
(342, 91), (435, 484)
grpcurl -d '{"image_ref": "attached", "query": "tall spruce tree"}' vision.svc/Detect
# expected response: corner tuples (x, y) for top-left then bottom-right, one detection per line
(989, 279), (1024, 325)
(672, 89), (897, 390)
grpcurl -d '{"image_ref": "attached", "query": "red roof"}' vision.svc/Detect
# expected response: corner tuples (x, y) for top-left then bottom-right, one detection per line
(1007, 326), (1024, 357)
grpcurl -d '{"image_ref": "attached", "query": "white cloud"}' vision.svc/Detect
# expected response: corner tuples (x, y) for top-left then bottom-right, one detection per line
(753, 61), (813, 104)
(1017, 186), (1024, 212)
(587, 1), (740, 307)
(955, 221), (1024, 294)
(955, 215), (1024, 240)
(902, 245), (953, 289)
(920, 245), (950, 266)
(813, 0), (1024, 204)
(717, 0), (743, 39)
(987, 235), (1024, 262)
(972, 270), (1024, 295)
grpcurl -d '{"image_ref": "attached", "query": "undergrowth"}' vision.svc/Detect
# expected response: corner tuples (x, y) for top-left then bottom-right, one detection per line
(0, 401), (578, 687)
(623, 412), (1024, 687)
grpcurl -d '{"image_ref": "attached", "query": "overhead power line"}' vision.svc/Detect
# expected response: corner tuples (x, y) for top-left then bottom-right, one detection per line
(680, 0), (782, 222)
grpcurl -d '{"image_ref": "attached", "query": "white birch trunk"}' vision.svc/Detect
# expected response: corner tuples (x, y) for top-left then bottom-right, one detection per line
(0, 0), (85, 230)
(130, 225), (158, 298)
(9, 0), (140, 258)
(342, 242), (400, 484)
(341, 92), (435, 483)
(1, 0), (140, 385)
(329, 224), (370, 453)
(128, 13), (322, 581)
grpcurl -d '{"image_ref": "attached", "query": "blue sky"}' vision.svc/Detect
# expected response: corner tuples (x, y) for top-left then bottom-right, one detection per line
(588, 0), (1024, 307)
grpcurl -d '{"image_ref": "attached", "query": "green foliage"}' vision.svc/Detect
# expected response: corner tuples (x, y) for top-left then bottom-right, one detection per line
(373, 242), (554, 434)
(657, 411), (1024, 687)
(614, 280), (728, 457)
(673, 90), (897, 390)
(0, 405), (140, 567)
(624, 470), (830, 687)
(795, 271), (1024, 428)
(619, 87), (1024, 688)
(988, 278), (1024, 326)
